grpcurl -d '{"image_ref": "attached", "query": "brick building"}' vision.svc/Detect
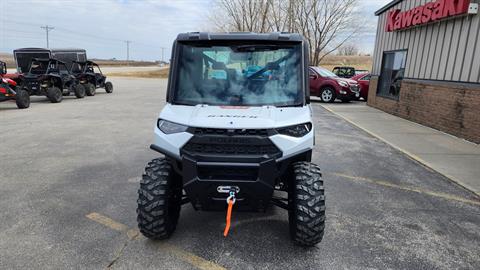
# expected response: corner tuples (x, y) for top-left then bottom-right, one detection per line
(369, 0), (480, 143)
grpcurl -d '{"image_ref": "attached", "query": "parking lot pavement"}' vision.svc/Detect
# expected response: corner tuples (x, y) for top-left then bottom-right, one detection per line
(0, 78), (479, 269)
(321, 102), (480, 196)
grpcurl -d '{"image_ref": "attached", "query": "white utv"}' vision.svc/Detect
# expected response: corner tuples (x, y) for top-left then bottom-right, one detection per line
(137, 32), (325, 246)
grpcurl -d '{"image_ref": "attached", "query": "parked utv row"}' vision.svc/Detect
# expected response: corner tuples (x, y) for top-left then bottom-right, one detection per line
(1, 48), (113, 109)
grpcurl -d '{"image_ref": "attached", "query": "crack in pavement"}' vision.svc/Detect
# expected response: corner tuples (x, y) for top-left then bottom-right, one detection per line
(106, 229), (140, 269)
(86, 213), (225, 270)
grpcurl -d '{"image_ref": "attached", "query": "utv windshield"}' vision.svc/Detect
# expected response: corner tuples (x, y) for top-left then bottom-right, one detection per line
(29, 61), (49, 75)
(71, 62), (84, 74)
(173, 42), (304, 107)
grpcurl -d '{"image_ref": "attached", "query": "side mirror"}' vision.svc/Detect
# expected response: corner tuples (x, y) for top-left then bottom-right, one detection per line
(309, 74), (318, 80)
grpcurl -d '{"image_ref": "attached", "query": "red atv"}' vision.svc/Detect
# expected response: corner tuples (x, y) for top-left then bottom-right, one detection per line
(0, 61), (30, 109)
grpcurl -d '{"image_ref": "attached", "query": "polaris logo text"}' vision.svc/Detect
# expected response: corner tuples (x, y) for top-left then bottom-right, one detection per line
(386, 0), (470, 32)
(207, 115), (258, 118)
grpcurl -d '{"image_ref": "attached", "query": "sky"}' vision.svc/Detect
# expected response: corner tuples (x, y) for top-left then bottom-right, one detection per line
(0, 0), (392, 61)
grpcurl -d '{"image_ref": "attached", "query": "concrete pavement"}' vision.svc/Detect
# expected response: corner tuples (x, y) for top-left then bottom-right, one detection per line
(322, 102), (480, 196)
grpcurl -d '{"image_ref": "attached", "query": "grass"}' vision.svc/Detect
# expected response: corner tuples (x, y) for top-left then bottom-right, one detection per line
(319, 55), (373, 71)
(106, 68), (170, 78)
(91, 59), (158, 67)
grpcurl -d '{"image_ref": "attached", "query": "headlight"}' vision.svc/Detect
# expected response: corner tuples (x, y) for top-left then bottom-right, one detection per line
(277, 123), (312, 137)
(157, 119), (188, 134)
(338, 81), (348, 87)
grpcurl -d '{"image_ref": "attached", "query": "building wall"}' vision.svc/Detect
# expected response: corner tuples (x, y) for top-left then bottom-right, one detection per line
(372, 0), (480, 84)
(368, 77), (480, 144)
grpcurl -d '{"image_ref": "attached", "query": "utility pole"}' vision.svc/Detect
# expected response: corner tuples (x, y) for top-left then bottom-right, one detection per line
(40, 25), (54, 48)
(124, 40), (131, 63)
(160, 47), (165, 63)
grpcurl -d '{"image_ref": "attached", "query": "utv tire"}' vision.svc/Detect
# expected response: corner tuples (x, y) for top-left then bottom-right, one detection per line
(15, 89), (30, 109)
(105, 81), (113, 93)
(137, 158), (182, 240)
(320, 87), (336, 103)
(85, 83), (96, 96)
(47, 87), (63, 103)
(74, 84), (86, 98)
(289, 162), (326, 246)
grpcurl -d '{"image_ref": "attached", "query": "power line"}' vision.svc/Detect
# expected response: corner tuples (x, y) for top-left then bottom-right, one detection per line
(40, 25), (54, 48)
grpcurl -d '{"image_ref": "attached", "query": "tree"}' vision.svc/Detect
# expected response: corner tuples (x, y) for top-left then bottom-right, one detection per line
(209, 0), (361, 66)
(338, 44), (359, 56)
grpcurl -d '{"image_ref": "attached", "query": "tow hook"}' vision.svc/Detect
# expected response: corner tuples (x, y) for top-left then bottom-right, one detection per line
(223, 188), (237, 237)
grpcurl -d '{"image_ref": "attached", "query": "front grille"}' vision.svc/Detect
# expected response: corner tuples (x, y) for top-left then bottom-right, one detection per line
(181, 128), (281, 159)
(182, 142), (279, 156)
(25, 80), (40, 90)
(191, 127), (270, 137)
(197, 166), (258, 181)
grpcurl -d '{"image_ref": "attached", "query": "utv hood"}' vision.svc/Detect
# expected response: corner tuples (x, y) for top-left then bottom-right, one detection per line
(159, 104), (312, 129)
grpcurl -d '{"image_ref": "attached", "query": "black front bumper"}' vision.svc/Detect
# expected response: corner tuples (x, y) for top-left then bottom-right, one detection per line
(24, 79), (43, 95)
(150, 142), (311, 212)
(182, 156), (278, 211)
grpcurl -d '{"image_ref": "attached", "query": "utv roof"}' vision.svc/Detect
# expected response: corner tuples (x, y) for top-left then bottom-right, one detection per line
(14, 48), (86, 52)
(176, 32), (304, 42)
(14, 47), (50, 52)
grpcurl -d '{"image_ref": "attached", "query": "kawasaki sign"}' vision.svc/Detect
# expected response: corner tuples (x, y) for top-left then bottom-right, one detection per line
(386, 0), (471, 32)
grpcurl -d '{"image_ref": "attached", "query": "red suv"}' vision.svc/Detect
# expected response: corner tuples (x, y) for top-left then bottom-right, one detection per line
(350, 72), (371, 101)
(309, 66), (360, 103)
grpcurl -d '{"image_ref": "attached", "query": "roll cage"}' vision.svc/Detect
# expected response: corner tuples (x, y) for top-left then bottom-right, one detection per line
(27, 58), (71, 76)
(71, 60), (103, 75)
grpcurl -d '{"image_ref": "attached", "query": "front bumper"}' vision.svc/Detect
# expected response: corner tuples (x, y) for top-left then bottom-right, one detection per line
(24, 80), (43, 95)
(338, 85), (360, 100)
(150, 143), (312, 211)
